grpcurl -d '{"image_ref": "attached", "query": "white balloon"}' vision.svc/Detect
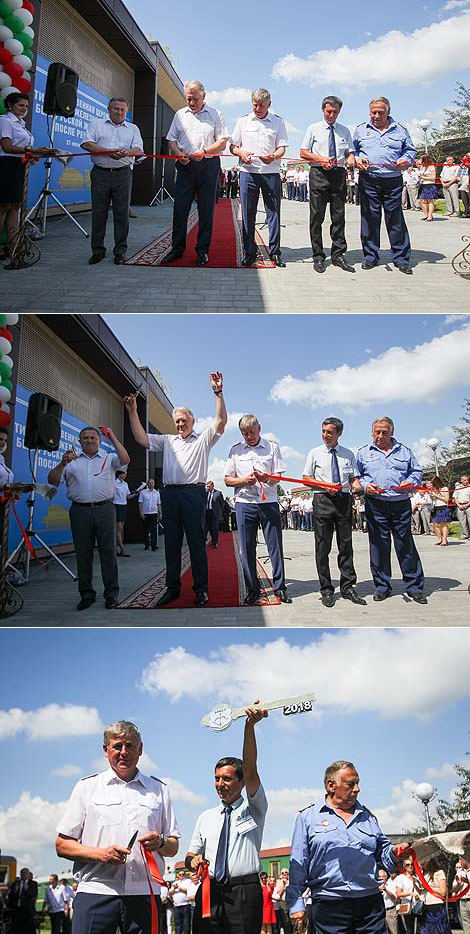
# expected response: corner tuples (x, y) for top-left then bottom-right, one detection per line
(15, 8), (33, 25)
(0, 84), (19, 98)
(0, 338), (12, 356)
(0, 386), (11, 404)
(0, 25), (14, 41)
(5, 314), (19, 325)
(4, 0), (23, 9)
(0, 73), (11, 90)
(4, 38), (23, 54)
(0, 402), (11, 415)
(13, 54), (32, 71)
(22, 24), (34, 38)
(1, 355), (13, 369)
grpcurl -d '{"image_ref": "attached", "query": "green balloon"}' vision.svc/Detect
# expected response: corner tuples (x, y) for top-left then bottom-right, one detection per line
(0, 316), (7, 327)
(23, 49), (33, 61)
(5, 13), (24, 32)
(0, 0), (11, 16)
(0, 100), (6, 117)
(0, 362), (12, 380)
(2, 379), (13, 391)
(17, 30), (33, 49)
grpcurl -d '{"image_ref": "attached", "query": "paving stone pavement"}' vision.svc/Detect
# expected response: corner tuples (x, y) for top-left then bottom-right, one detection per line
(4, 528), (468, 628)
(2, 199), (469, 313)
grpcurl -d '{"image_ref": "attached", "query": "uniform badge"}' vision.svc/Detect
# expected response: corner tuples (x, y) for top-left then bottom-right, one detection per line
(321, 820), (329, 825)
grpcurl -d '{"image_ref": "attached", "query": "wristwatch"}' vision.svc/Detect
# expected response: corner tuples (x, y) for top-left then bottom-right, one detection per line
(159, 834), (167, 849)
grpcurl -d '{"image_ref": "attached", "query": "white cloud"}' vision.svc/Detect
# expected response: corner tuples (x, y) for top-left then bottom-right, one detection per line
(139, 630), (470, 719)
(271, 12), (470, 88)
(405, 110), (446, 144)
(269, 325), (470, 411)
(50, 764), (82, 778)
(280, 445), (305, 460)
(207, 456), (230, 492)
(0, 791), (67, 874)
(160, 777), (208, 807)
(411, 427), (455, 466)
(442, 0), (470, 10)
(194, 412), (244, 434)
(0, 704), (103, 741)
(266, 787), (322, 819)
(425, 762), (457, 780)
(373, 778), (440, 833)
(206, 87), (252, 108)
(285, 121), (302, 135)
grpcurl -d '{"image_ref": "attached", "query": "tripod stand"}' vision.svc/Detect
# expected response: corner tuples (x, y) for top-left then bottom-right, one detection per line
(6, 449), (77, 583)
(26, 115), (88, 238)
(150, 157), (175, 205)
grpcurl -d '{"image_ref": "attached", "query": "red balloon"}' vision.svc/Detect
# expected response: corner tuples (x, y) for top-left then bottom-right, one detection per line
(0, 410), (11, 428)
(15, 76), (31, 93)
(4, 61), (23, 80)
(0, 328), (13, 341)
(22, 1), (34, 10)
(0, 47), (14, 66)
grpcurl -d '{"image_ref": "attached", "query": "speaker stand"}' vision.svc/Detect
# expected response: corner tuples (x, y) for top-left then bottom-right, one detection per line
(150, 157), (175, 206)
(26, 115), (89, 238)
(6, 449), (77, 583)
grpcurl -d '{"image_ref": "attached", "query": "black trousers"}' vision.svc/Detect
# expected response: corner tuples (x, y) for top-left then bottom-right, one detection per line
(193, 878), (262, 934)
(142, 513), (159, 549)
(310, 894), (385, 934)
(205, 508), (220, 547)
(309, 165), (347, 261)
(313, 492), (356, 595)
(72, 893), (161, 934)
(90, 165), (131, 259)
(69, 500), (118, 601)
(172, 158), (220, 255)
(160, 485), (208, 595)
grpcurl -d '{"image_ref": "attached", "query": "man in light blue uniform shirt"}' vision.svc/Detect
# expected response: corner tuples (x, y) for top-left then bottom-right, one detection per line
(353, 97), (416, 274)
(355, 416), (426, 604)
(287, 760), (402, 934)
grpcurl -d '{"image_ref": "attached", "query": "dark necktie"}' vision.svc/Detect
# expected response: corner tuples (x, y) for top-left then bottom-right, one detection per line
(207, 491), (213, 509)
(330, 448), (340, 484)
(328, 124), (337, 162)
(214, 805), (232, 882)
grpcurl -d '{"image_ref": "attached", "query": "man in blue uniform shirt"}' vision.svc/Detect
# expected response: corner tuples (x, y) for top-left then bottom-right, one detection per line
(355, 416), (427, 604)
(353, 97), (416, 275)
(287, 760), (403, 934)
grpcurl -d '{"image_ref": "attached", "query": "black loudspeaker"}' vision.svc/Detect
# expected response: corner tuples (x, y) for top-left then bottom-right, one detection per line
(25, 393), (62, 452)
(43, 62), (79, 117)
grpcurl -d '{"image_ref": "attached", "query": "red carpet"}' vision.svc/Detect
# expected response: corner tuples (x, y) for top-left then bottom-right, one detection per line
(116, 532), (281, 609)
(125, 199), (275, 269)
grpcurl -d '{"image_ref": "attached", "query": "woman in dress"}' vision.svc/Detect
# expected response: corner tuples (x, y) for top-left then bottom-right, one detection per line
(418, 155), (437, 222)
(416, 858), (451, 934)
(429, 476), (451, 546)
(260, 871), (276, 934)
(0, 92), (48, 259)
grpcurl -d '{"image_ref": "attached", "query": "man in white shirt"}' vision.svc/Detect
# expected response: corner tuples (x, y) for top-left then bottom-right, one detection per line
(43, 876), (67, 934)
(81, 97), (144, 265)
(169, 872), (192, 934)
(56, 719), (180, 934)
(164, 80), (229, 266)
(230, 89), (288, 267)
(224, 414), (291, 604)
(124, 373), (227, 606)
(303, 417), (365, 607)
(454, 475), (470, 539)
(440, 155), (460, 215)
(48, 426), (130, 611)
(138, 478), (162, 551)
(300, 96), (356, 274)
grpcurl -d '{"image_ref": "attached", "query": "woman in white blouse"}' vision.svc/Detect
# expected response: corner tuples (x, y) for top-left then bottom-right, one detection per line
(416, 858), (451, 934)
(0, 92), (48, 259)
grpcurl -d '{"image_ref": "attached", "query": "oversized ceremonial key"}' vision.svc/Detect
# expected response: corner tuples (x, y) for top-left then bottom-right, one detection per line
(201, 693), (316, 731)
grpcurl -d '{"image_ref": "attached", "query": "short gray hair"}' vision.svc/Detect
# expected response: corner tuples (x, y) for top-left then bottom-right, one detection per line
(372, 416), (394, 433)
(252, 88), (271, 104)
(324, 760), (356, 789)
(103, 720), (142, 747)
(369, 96), (391, 114)
(173, 406), (195, 421)
(185, 80), (205, 94)
(322, 95), (343, 110)
(239, 414), (260, 431)
(108, 97), (128, 107)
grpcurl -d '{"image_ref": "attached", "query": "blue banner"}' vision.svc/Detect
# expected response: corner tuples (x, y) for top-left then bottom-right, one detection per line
(9, 386), (115, 551)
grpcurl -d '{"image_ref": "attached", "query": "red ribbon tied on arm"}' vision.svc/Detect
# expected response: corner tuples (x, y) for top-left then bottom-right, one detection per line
(197, 860), (211, 919)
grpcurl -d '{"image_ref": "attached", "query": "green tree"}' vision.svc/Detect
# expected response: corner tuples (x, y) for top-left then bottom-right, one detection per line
(441, 398), (470, 462)
(435, 755), (470, 827)
(434, 83), (470, 140)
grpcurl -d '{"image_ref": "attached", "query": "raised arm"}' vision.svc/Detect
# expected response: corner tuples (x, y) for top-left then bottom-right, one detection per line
(123, 393), (149, 448)
(105, 427), (130, 467)
(242, 699), (268, 797)
(210, 372), (227, 434)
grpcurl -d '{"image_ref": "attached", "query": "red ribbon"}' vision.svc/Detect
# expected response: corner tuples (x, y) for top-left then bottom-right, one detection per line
(139, 843), (167, 934)
(197, 860), (211, 919)
(395, 846), (470, 903)
(93, 427), (112, 476)
(1, 491), (38, 560)
(265, 474), (342, 492)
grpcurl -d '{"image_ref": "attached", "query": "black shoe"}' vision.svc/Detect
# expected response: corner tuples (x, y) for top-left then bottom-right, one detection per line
(151, 546), (158, 551)
(404, 591), (428, 604)
(212, 543), (218, 548)
(271, 254), (286, 267)
(332, 256), (355, 273)
(394, 263), (413, 275)
(313, 257), (326, 273)
(244, 591), (260, 605)
(342, 588), (367, 605)
(144, 544), (149, 550)
(88, 253), (105, 265)
(163, 249), (183, 263)
(196, 252), (209, 267)
(114, 255), (126, 265)
(195, 591), (209, 607)
(275, 589), (292, 604)
(105, 596), (118, 609)
(361, 259), (378, 270)
(321, 592), (335, 607)
(157, 590), (180, 606)
(241, 255), (256, 267)
(77, 596), (96, 611)
(373, 590), (390, 601)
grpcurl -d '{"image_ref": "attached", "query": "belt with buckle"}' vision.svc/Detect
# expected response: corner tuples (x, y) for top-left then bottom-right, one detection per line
(73, 498), (113, 506)
(163, 483), (206, 489)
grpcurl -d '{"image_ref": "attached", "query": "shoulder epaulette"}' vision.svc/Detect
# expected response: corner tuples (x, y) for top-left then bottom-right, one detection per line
(80, 773), (98, 781)
(151, 775), (166, 785)
(355, 122), (367, 128)
(299, 802), (315, 813)
(356, 444), (369, 452)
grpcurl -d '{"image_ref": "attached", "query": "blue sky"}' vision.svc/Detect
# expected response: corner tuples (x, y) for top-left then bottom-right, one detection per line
(1, 627), (469, 878)
(103, 314), (470, 491)
(126, 0), (469, 149)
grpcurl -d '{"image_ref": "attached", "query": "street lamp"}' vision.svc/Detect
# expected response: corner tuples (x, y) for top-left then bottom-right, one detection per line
(425, 437), (441, 476)
(419, 119), (432, 154)
(412, 782), (437, 835)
